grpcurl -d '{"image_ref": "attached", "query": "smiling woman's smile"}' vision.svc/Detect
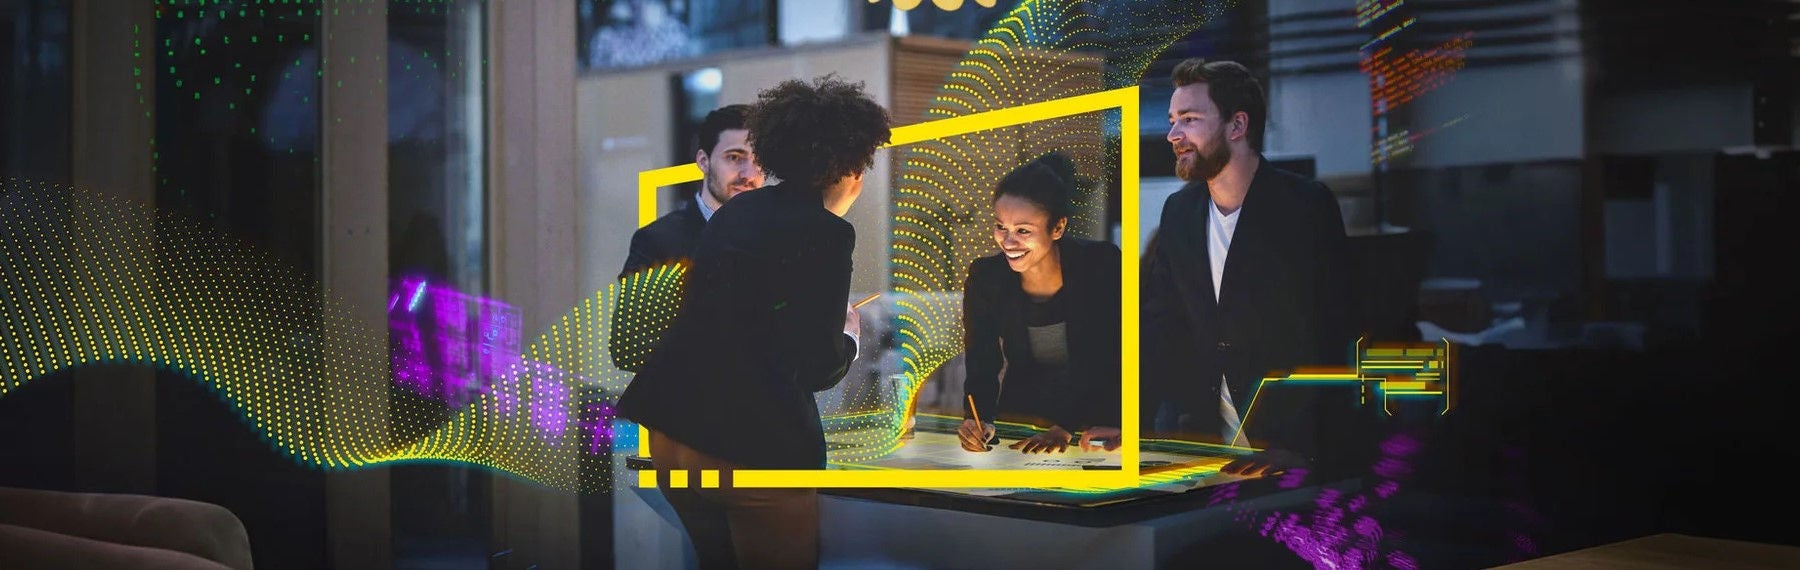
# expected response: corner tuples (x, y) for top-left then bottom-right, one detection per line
(992, 195), (1065, 279)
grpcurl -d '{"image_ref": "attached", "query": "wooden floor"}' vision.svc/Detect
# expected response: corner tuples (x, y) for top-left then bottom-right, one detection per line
(1493, 533), (1800, 569)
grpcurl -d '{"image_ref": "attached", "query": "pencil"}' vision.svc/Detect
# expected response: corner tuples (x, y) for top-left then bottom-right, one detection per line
(852, 292), (881, 309)
(966, 395), (991, 450)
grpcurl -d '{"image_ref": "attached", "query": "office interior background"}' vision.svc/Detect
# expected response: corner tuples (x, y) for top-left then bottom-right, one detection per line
(2, 0), (1797, 568)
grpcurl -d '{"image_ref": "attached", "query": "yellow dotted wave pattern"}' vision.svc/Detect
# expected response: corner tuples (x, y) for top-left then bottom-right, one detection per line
(1, 0), (1238, 491)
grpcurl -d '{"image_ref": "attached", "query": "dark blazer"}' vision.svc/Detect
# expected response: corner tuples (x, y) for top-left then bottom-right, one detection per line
(620, 198), (707, 278)
(963, 238), (1122, 431)
(611, 199), (707, 373)
(616, 183), (858, 469)
(1141, 158), (1350, 460)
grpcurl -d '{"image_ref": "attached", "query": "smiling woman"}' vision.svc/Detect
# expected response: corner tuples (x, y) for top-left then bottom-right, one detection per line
(958, 151), (1123, 456)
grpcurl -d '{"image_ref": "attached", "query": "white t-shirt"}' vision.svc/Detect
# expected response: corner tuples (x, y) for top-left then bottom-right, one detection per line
(1208, 199), (1247, 446)
(1208, 198), (1240, 303)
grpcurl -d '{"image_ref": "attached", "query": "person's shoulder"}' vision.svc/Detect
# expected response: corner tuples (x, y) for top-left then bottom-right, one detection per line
(745, 184), (852, 251)
(781, 187), (854, 239)
(1261, 162), (1334, 202)
(1257, 163), (1343, 232)
(712, 186), (773, 219)
(739, 184), (782, 205)
(1061, 237), (1120, 264)
(817, 205), (854, 233)
(1165, 179), (1208, 210)
(723, 183), (805, 219)
(964, 251), (1014, 289)
(637, 203), (702, 239)
(1062, 239), (1121, 290)
(702, 189), (779, 238)
(800, 204), (854, 244)
(815, 216), (855, 256)
(1065, 236), (1120, 255)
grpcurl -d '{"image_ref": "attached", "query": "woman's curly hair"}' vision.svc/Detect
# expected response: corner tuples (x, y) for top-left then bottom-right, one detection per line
(746, 75), (892, 191)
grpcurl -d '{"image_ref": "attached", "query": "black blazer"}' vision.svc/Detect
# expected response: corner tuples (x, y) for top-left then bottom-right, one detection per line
(616, 183), (858, 469)
(620, 198), (706, 278)
(963, 238), (1122, 431)
(1141, 159), (1350, 459)
(611, 200), (707, 373)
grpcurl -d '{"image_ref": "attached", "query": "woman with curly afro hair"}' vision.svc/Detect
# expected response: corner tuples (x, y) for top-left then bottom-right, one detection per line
(616, 74), (891, 569)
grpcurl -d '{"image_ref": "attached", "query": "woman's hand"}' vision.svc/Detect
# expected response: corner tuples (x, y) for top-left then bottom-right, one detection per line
(958, 419), (996, 452)
(1077, 426), (1122, 452)
(1009, 426), (1073, 454)
(843, 302), (861, 338)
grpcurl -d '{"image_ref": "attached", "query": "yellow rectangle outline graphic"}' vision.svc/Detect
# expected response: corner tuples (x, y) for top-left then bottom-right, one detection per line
(635, 86), (1141, 489)
(1379, 381), (1431, 391)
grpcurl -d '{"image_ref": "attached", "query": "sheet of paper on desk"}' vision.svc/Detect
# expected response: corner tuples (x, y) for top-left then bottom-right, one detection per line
(843, 431), (1203, 470)
(862, 457), (974, 470)
(821, 428), (1258, 505)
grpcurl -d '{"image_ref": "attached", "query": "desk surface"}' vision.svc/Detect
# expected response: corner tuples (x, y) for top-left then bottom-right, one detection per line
(812, 414), (1267, 519)
(1493, 533), (1800, 570)
(624, 414), (1271, 520)
(832, 414), (1253, 500)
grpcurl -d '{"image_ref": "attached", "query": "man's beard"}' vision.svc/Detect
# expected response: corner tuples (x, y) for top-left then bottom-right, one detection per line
(704, 175), (737, 205)
(1176, 131), (1232, 182)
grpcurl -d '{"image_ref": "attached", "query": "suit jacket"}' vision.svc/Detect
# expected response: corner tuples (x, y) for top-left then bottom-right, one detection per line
(610, 200), (707, 373)
(1141, 158), (1350, 460)
(963, 238), (1122, 431)
(616, 183), (858, 469)
(620, 199), (706, 278)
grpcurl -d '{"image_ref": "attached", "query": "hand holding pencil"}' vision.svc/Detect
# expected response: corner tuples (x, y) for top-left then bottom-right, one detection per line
(844, 293), (878, 342)
(958, 395), (996, 452)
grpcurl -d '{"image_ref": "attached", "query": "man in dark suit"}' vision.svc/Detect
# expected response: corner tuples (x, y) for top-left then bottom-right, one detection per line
(1141, 59), (1352, 478)
(616, 75), (891, 569)
(611, 104), (764, 373)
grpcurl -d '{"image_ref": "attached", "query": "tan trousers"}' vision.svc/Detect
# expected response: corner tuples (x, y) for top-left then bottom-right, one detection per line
(648, 430), (820, 570)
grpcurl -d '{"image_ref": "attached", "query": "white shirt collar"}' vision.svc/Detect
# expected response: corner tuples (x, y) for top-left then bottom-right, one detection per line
(695, 192), (716, 222)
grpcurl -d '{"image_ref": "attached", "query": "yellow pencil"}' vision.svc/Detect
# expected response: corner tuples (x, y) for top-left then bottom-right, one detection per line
(966, 394), (983, 428)
(966, 395), (992, 450)
(852, 292), (881, 309)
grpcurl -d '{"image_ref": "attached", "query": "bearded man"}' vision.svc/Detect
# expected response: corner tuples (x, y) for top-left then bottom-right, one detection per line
(1140, 58), (1353, 478)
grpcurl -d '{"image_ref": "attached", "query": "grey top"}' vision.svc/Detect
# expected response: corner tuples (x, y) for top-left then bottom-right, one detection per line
(1025, 294), (1071, 398)
(1026, 322), (1070, 369)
